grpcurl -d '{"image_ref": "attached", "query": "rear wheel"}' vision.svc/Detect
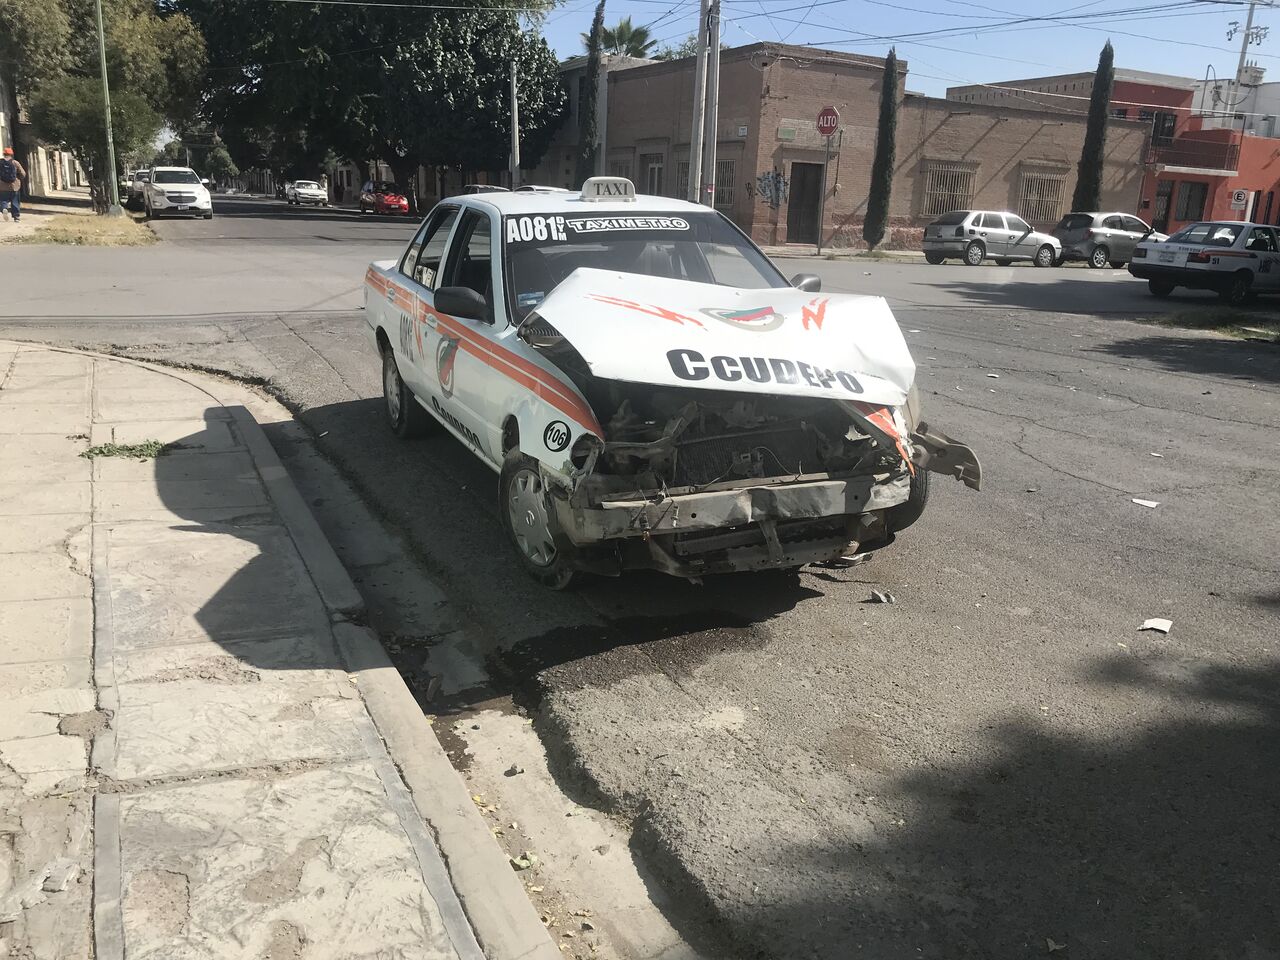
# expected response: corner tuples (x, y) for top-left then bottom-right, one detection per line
(964, 241), (985, 266)
(500, 451), (578, 590)
(381, 347), (433, 439)
(1033, 244), (1056, 268)
(1148, 279), (1175, 298)
(1219, 271), (1253, 306)
(1088, 245), (1110, 269)
(924, 251), (945, 265)
(1109, 261), (1126, 270)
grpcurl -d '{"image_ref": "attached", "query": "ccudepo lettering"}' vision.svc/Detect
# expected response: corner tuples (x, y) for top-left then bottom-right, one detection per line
(431, 396), (483, 448)
(667, 348), (863, 394)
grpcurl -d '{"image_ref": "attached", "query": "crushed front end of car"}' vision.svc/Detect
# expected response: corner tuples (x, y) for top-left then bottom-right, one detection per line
(521, 269), (981, 579)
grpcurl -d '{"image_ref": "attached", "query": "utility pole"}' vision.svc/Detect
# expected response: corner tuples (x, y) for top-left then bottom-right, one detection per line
(699, 0), (721, 206)
(93, 0), (122, 216)
(686, 0), (710, 202)
(1227, 1), (1268, 130)
(510, 61), (521, 188)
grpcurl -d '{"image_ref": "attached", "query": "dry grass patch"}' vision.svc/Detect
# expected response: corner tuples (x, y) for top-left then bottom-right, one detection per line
(16, 213), (155, 246)
(1156, 306), (1280, 343)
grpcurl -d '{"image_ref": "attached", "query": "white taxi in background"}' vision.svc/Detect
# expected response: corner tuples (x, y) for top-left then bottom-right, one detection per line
(363, 178), (980, 587)
(1129, 220), (1280, 305)
(286, 180), (328, 205)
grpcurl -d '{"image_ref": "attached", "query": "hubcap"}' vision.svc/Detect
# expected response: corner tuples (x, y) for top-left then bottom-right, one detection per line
(968, 246), (981, 264)
(1092, 249), (1106, 267)
(507, 468), (556, 567)
(383, 356), (402, 423)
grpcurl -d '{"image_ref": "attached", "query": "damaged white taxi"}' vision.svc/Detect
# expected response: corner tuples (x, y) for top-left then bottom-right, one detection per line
(364, 177), (980, 587)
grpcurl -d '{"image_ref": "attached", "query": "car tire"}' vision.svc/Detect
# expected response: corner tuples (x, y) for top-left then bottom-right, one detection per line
(359, 201), (367, 214)
(964, 241), (985, 266)
(1088, 245), (1110, 268)
(1148, 279), (1175, 298)
(381, 347), (433, 439)
(1033, 245), (1056, 268)
(924, 252), (945, 265)
(994, 258), (1013, 267)
(888, 468), (930, 533)
(1109, 261), (1126, 270)
(203, 212), (213, 220)
(1219, 271), (1253, 306)
(500, 450), (578, 590)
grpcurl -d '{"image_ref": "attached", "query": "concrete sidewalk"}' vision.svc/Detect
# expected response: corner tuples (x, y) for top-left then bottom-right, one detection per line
(0, 343), (557, 960)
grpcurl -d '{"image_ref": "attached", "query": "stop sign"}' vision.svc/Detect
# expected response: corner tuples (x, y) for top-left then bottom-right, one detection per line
(817, 106), (840, 137)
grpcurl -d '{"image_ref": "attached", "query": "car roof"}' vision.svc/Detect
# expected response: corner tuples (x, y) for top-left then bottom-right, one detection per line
(151, 166), (195, 173)
(453, 191), (709, 216)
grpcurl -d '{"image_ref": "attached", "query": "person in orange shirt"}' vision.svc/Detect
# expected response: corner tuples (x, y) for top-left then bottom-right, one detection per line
(0, 147), (26, 222)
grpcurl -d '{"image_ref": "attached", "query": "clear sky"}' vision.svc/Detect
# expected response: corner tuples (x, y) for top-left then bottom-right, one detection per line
(537, 0), (1279, 98)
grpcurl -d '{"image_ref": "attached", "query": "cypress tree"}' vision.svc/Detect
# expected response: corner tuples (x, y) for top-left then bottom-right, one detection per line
(1071, 40), (1115, 213)
(576, 0), (606, 186)
(863, 48), (898, 250)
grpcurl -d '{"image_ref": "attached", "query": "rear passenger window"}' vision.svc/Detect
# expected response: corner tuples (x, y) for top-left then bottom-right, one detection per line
(979, 213), (1004, 229)
(1246, 228), (1277, 252)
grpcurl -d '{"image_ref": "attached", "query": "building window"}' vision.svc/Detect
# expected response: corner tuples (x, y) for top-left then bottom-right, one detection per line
(921, 161), (977, 217)
(676, 160), (690, 200)
(1112, 107), (1128, 119)
(1138, 110), (1154, 122)
(1174, 181), (1207, 220)
(1152, 111), (1177, 145)
(609, 160), (632, 180)
(640, 153), (664, 196)
(715, 159), (735, 207)
(1018, 169), (1067, 224)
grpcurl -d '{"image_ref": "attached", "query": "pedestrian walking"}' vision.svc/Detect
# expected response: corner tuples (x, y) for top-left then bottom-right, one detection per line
(0, 147), (25, 222)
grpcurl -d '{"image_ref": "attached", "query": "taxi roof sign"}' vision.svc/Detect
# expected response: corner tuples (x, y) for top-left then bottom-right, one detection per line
(580, 177), (636, 202)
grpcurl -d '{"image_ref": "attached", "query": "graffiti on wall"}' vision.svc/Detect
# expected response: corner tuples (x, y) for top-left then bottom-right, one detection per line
(746, 169), (789, 208)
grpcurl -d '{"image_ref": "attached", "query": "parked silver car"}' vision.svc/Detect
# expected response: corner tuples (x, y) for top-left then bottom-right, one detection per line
(922, 210), (1061, 267)
(1053, 212), (1166, 268)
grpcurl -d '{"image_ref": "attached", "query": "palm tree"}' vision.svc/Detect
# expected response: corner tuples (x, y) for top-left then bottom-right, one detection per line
(581, 16), (656, 57)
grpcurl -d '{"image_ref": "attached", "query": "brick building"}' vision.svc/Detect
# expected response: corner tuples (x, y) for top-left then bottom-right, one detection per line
(600, 44), (1147, 247)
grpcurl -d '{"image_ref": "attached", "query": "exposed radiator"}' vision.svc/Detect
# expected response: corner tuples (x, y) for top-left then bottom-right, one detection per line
(672, 421), (820, 486)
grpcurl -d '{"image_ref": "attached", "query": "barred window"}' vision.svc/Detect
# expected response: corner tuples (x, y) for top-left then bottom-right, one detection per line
(640, 153), (664, 196)
(676, 160), (690, 200)
(715, 159), (735, 207)
(609, 160), (632, 180)
(921, 162), (976, 217)
(1018, 170), (1066, 224)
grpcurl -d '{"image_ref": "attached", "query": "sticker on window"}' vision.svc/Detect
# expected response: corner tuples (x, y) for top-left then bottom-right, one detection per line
(564, 216), (689, 234)
(505, 216), (568, 243)
(517, 291), (545, 308)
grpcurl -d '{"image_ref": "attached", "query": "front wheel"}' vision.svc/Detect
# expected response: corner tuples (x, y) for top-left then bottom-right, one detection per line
(358, 201), (367, 214)
(924, 251), (945, 265)
(1088, 245), (1110, 269)
(381, 348), (433, 439)
(1219, 271), (1253, 306)
(1033, 245), (1056, 268)
(888, 468), (930, 533)
(1148, 279), (1175, 298)
(1109, 261), (1126, 270)
(964, 241), (985, 266)
(500, 451), (578, 590)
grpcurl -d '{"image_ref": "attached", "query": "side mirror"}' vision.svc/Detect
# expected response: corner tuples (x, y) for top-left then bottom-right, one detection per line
(435, 286), (489, 322)
(790, 273), (821, 292)
(200, 178), (210, 185)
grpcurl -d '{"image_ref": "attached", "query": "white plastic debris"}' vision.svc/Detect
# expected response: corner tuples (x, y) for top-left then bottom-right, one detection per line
(986, 373), (1000, 379)
(1149, 452), (1164, 458)
(1139, 618), (1172, 634)
(1132, 498), (1160, 508)
(869, 590), (896, 604)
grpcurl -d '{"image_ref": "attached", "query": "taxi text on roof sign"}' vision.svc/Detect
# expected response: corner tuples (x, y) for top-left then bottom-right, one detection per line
(580, 177), (636, 202)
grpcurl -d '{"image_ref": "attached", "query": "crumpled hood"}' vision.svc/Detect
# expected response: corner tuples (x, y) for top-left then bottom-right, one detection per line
(531, 268), (916, 406)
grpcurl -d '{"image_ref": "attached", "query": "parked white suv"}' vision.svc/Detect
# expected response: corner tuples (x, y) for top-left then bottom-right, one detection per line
(144, 167), (213, 220)
(923, 210), (1061, 267)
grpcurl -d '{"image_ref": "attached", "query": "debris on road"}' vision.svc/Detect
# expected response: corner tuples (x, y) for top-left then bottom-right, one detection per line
(510, 851), (540, 870)
(505, 764), (525, 777)
(869, 590), (896, 604)
(813, 553), (871, 569)
(1150, 452), (1164, 458)
(1140, 618), (1173, 634)
(1132, 498), (1160, 508)
(987, 373), (1000, 379)
(1046, 937), (1067, 954)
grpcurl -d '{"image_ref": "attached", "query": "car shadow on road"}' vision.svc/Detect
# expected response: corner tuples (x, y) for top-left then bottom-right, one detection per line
(674, 653), (1280, 960)
(1093, 333), (1280, 384)
(212, 198), (416, 225)
(915, 273), (1221, 314)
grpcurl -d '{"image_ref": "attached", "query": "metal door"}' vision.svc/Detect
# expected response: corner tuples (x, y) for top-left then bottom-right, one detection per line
(1152, 180), (1173, 233)
(973, 212), (1010, 255)
(1004, 213), (1038, 258)
(787, 163), (823, 244)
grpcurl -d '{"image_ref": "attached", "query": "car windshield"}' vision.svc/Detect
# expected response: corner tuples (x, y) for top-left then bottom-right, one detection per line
(295, 181), (319, 189)
(503, 211), (789, 321)
(932, 211), (969, 226)
(372, 182), (398, 193)
(1168, 223), (1242, 246)
(1056, 214), (1094, 230)
(154, 170), (200, 184)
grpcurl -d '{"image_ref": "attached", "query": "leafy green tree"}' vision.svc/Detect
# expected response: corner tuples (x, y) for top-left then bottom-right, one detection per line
(576, 0), (606, 186)
(0, 0), (71, 92)
(29, 76), (161, 204)
(1071, 40), (1114, 213)
(863, 47), (898, 250)
(653, 33), (700, 61)
(582, 16), (654, 57)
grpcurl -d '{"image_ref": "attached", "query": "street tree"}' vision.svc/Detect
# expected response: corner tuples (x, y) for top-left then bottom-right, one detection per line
(1071, 40), (1114, 213)
(582, 16), (654, 57)
(863, 47), (898, 250)
(576, 0), (606, 186)
(653, 33), (699, 61)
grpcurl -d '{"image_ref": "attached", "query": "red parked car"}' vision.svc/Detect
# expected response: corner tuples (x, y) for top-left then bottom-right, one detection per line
(359, 180), (410, 215)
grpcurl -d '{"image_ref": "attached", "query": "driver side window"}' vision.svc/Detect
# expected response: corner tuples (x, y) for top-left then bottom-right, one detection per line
(441, 211), (495, 323)
(403, 207), (459, 289)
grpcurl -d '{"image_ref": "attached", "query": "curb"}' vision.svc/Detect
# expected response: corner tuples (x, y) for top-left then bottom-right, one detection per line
(3, 343), (560, 960)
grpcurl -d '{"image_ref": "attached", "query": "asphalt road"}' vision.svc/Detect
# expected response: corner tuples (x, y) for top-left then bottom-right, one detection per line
(5, 196), (1280, 959)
